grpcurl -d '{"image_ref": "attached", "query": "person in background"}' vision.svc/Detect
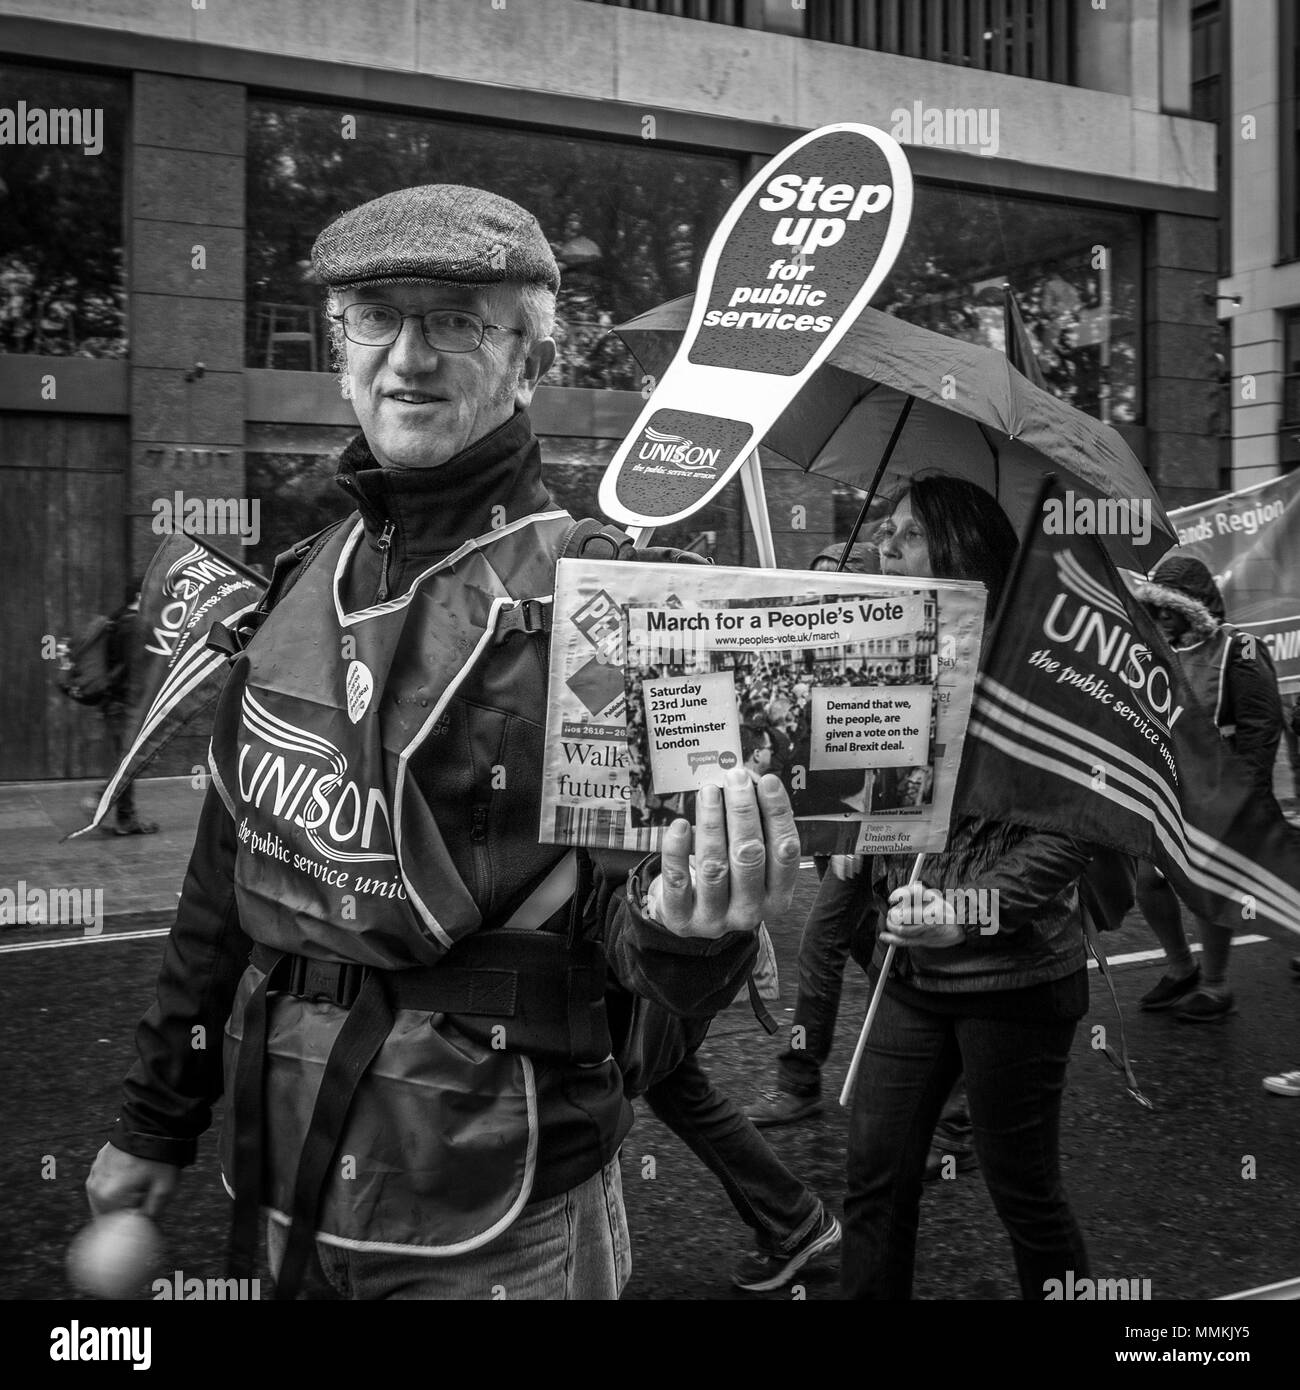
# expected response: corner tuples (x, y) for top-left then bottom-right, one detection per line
(743, 536), (882, 1129)
(843, 474), (1093, 1300)
(100, 581), (159, 837)
(740, 723), (774, 785)
(809, 540), (878, 576)
(1280, 694), (1300, 802)
(1132, 557), (1284, 1023)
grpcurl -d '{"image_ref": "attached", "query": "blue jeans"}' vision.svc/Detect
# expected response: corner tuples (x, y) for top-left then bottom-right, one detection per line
(777, 865), (868, 1096)
(645, 1049), (821, 1255)
(267, 1156), (631, 1299)
(842, 986), (1088, 1299)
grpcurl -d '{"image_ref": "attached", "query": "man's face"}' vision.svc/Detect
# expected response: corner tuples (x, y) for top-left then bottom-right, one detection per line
(746, 734), (773, 781)
(336, 282), (555, 469)
(1152, 605), (1190, 646)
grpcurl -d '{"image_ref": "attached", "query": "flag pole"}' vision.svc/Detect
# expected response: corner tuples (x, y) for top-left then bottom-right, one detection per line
(838, 851), (925, 1107)
(177, 526), (267, 586)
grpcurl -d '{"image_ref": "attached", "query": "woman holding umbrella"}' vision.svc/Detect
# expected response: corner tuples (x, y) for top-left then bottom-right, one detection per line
(843, 474), (1095, 1300)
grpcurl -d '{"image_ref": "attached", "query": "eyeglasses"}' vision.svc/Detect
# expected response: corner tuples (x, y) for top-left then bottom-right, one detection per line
(328, 304), (524, 353)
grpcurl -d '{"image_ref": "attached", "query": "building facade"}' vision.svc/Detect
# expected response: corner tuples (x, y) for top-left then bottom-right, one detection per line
(0, 0), (1218, 780)
(1219, 1), (1300, 483)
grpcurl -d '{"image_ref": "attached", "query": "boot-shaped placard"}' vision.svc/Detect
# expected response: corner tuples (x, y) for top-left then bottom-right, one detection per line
(600, 123), (913, 529)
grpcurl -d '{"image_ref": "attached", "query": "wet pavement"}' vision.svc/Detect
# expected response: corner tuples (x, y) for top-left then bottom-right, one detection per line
(1, 774), (1298, 1307)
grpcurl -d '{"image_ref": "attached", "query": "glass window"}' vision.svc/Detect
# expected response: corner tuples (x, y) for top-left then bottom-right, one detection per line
(1191, 2), (1223, 123)
(246, 99), (742, 387)
(1282, 309), (1300, 425)
(0, 62), (128, 357)
(1285, 1), (1300, 263)
(874, 182), (1143, 425)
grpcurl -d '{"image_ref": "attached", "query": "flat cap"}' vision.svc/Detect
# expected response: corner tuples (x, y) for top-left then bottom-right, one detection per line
(312, 184), (560, 293)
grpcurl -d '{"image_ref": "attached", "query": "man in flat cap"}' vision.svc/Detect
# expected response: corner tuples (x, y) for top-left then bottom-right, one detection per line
(85, 186), (800, 1300)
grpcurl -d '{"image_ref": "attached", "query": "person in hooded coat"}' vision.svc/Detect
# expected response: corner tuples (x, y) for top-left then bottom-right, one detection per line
(1132, 556), (1284, 1023)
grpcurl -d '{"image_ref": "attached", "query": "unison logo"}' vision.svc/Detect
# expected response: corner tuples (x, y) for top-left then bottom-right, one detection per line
(637, 428), (721, 471)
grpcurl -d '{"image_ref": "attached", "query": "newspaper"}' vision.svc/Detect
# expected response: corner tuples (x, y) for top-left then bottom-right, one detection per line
(541, 559), (986, 856)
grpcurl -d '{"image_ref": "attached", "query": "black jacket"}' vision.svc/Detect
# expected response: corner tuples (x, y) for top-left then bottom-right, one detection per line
(852, 815), (1092, 993)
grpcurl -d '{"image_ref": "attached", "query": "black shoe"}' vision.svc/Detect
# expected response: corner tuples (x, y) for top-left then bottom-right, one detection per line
(110, 820), (160, 836)
(1139, 965), (1201, 1011)
(732, 1208), (841, 1292)
(1176, 988), (1236, 1023)
(1290, 956), (1300, 977)
(745, 1090), (822, 1128)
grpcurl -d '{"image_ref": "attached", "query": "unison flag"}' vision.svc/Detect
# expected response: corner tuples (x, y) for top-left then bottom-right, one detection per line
(956, 479), (1300, 936)
(68, 533), (265, 838)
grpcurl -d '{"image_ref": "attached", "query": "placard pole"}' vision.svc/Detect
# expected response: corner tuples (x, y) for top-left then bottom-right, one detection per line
(739, 449), (778, 569)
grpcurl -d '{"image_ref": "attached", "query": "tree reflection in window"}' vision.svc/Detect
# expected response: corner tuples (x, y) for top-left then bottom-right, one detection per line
(246, 100), (742, 387)
(0, 63), (128, 358)
(874, 183), (1142, 425)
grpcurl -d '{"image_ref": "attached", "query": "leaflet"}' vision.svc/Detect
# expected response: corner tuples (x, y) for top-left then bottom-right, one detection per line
(541, 559), (986, 855)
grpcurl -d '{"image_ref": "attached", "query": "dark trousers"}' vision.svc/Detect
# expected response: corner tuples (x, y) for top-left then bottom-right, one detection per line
(102, 706), (136, 825)
(842, 986), (1088, 1299)
(645, 1049), (820, 1255)
(776, 864), (868, 1096)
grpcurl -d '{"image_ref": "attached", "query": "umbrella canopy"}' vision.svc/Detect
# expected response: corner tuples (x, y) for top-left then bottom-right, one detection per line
(613, 295), (1174, 572)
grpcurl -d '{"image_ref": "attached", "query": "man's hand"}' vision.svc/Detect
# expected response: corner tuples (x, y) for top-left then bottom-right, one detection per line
(647, 771), (800, 939)
(880, 882), (964, 949)
(86, 1142), (181, 1221)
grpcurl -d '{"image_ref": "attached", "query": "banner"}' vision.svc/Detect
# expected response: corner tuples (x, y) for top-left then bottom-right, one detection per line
(541, 558), (985, 856)
(1168, 471), (1300, 691)
(599, 122), (913, 528)
(67, 534), (265, 838)
(956, 479), (1300, 936)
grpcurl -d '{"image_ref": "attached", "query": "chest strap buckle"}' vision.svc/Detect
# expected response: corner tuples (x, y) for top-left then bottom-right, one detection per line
(494, 596), (551, 642)
(286, 955), (366, 1008)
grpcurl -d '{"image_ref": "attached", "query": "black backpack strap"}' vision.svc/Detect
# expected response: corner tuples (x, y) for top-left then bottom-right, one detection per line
(208, 519), (348, 659)
(494, 518), (631, 644)
(494, 518), (708, 644)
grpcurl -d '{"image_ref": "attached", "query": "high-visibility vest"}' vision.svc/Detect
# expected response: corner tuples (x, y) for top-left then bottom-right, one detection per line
(211, 508), (581, 1252)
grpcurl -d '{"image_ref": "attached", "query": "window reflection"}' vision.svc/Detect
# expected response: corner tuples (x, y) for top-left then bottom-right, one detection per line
(246, 100), (743, 386)
(875, 183), (1142, 424)
(0, 62), (128, 358)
